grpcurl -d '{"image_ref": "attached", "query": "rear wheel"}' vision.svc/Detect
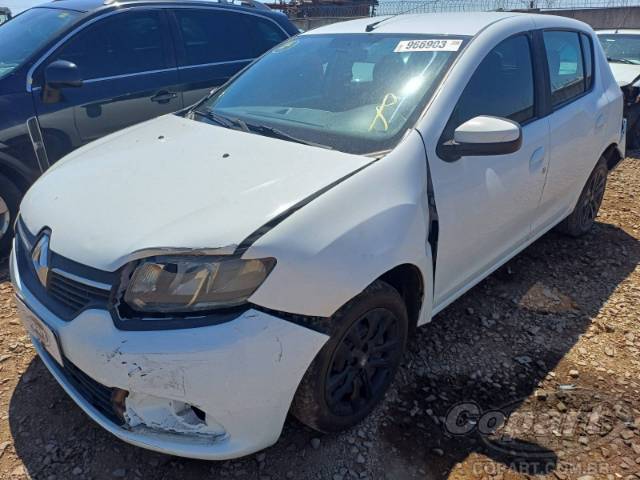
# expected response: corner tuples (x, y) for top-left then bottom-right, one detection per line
(0, 173), (20, 258)
(556, 157), (608, 237)
(291, 280), (408, 433)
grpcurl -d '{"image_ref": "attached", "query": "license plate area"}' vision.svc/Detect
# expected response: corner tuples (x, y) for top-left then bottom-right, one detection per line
(16, 297), (64, 366)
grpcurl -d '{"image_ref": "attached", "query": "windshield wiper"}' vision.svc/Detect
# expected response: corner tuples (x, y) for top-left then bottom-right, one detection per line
(243, 122), (333, 150)
(192, 111), (332, 149)
(191, 109), (250, 132)
(607, 56), (640, 65)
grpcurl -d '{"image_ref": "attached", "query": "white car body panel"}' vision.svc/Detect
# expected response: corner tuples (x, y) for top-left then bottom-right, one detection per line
(19, 115), (371, 271)
(247, 130), (434, 323)
(10, 247), (329, 459)
(608, 62), (640, 87)
(12, 12), (624, 460)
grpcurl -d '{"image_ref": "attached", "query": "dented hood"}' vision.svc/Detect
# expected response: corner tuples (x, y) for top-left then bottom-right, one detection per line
(20, 114), (370, 271)
(608, 62), (640, 87)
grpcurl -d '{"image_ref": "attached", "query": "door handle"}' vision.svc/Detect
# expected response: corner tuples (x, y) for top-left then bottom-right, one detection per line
(530, 146), (546, 173)
(596, 114), (606, 130)
(151, 91), (178, 104)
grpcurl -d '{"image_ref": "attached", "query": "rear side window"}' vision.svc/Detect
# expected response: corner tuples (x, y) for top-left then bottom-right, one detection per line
(174, 9), (286, 67)
(444, 34), (535, 139)
(51, 11), (168, 80)
(581, 33), (594, 90)
(543, 31), (585, 107)
(253, 16), (288, 51)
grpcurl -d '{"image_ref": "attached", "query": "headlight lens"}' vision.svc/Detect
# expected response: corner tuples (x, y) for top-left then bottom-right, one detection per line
(123, 256), (275, 314)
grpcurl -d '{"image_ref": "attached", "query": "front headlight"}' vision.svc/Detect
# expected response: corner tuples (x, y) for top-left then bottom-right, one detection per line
(123, 256), (276, 314)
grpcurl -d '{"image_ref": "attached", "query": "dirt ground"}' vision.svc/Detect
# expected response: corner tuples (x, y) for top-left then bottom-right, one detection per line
(0, 156), (639, 480)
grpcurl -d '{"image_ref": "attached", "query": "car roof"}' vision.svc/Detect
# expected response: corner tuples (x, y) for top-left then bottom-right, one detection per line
(597, 29), (640, 35)
(304, 11), (593, 37)
(38, 0), (272, 14)
(304, 12), (521, 37)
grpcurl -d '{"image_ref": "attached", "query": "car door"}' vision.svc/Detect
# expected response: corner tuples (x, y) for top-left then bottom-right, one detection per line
(169, 7), (289, 107)
(31, 9), (182, 164)
(429, 33), (551, 307)
(533, 30), (604, 233)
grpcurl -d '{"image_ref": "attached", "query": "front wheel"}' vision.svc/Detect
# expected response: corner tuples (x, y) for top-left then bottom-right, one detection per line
(556, 157), (608, 237)
(291, 280), (408, 433)
(0, 173), (21, 258)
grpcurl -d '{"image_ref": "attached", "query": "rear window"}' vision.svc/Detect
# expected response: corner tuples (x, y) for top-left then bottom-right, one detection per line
(174, 9), (287, 67)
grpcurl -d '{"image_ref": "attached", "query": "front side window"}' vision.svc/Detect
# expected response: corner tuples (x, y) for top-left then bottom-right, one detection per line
(598, 33), (640, 65)
(0, 7), (81, 80)
(443, 34), (535, 141)
(194, 34), (467, 154)
(544, 31), (585, 107)
(50, 11), (167, 80)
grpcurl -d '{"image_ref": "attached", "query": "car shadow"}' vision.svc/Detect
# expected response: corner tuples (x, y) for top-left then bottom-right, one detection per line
(379, 221), (640, 478)
(5, 220), (640, 479)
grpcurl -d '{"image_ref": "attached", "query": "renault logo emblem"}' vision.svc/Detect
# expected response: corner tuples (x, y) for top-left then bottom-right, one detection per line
(31, 230), (51, 287)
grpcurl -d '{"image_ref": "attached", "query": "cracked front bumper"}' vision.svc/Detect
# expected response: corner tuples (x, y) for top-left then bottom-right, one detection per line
(10, 247), (328, 460)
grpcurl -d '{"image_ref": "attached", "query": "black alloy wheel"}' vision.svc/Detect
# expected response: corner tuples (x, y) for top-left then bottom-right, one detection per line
(325, 307), (403, 417)
(291, 280), (408, 433)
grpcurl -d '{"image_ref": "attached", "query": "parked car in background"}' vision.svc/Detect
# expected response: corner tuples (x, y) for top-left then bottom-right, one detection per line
(0, 0), (297, 256)
(12, 12), (624, 460)
(0, 6), (11, 24)
(598, 29), (640, 148)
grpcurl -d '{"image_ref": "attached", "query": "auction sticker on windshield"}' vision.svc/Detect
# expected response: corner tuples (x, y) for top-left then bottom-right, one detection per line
(394, 39), (463, 52)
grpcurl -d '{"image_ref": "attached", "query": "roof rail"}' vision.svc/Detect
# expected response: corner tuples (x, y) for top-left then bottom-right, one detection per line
(102, 0), (270, 9)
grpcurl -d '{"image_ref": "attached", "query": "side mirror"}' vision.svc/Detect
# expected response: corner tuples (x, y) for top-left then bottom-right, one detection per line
(44, 60), (83, 89)
(440, 116), (522, 161)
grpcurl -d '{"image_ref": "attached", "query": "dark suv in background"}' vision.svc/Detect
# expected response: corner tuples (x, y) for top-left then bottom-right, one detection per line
(0, 0), (298, 254)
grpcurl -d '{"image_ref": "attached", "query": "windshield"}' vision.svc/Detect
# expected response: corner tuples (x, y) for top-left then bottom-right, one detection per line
(0, 7), (81, 80)
(598, 34), (640, 64)
(195, 34), (467, 155)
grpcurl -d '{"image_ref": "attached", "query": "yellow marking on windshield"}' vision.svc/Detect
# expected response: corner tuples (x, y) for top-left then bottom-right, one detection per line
(368, 93), (398, 132)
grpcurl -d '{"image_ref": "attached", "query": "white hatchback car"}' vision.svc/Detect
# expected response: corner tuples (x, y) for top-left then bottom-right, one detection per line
(12, 12), (624, 460)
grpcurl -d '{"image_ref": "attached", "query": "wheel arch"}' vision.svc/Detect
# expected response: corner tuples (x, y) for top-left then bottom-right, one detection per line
(602, 142), (623, 171)
(0, 152), (37, 194)
(377, 263), (425, 335)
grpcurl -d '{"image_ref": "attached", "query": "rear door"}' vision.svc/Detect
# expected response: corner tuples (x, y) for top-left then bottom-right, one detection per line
(169, 8), (289, 107)
(533, 30), (604, 233)
(32, 9), (181, 164)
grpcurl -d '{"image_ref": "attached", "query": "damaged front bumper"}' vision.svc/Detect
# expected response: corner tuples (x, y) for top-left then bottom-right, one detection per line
(10, 248), (328, 460)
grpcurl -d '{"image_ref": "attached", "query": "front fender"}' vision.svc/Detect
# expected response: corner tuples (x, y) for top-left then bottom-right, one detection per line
(245, 130), (434, 325)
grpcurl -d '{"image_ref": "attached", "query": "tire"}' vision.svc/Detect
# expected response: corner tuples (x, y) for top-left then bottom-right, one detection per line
(0, 173), (21, 258)
(556, 157), (608, 238)
(291, 280), (408, 433)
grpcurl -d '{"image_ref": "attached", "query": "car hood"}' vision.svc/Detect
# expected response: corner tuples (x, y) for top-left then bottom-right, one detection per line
(608, 62), (640, 87)
(20, 114), (372, 271)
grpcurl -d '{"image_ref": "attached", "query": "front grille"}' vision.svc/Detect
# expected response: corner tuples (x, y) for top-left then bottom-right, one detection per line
(48, 271), (111, 313)
(58, 353), (123, 426)
(15, 218), (117, 321)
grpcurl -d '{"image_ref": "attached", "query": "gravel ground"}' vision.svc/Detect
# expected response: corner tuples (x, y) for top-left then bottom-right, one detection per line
(0, 156), (639, 480)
